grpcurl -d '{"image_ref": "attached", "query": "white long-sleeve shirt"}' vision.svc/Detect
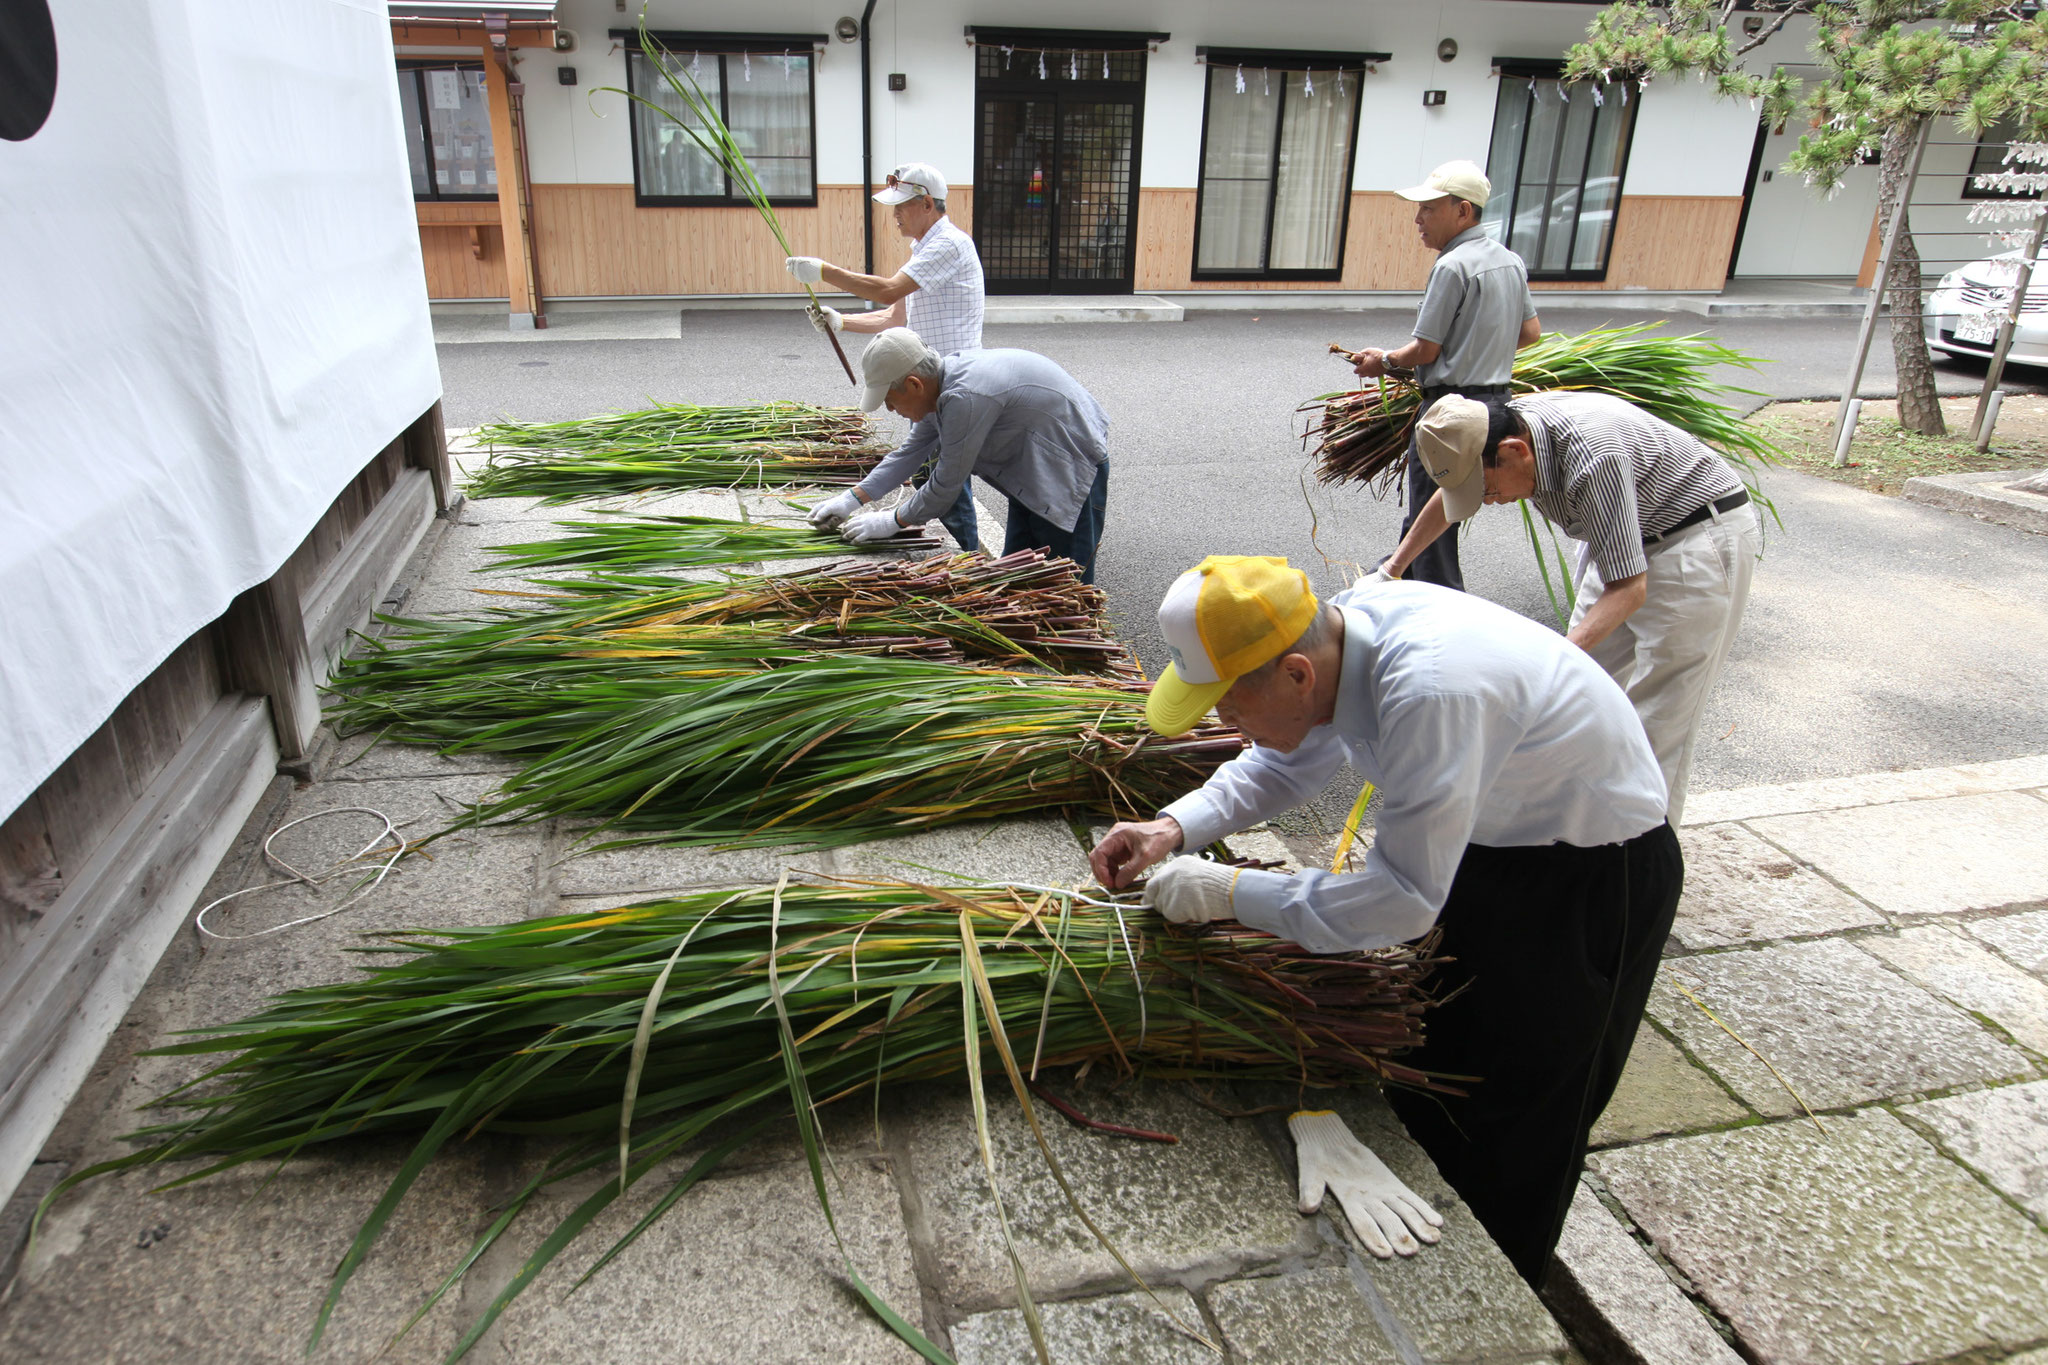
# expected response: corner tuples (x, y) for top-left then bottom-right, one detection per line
(1160, 582), (1668, 954)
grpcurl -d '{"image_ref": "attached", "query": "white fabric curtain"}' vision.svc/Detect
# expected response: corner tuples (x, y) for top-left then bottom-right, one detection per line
(1196, 66), (1277, 271)
(0, 0), (441, 821)
(632, 51), (722, 196)
(725, 53), (812, 197)
(1270, 72), (1358, 270)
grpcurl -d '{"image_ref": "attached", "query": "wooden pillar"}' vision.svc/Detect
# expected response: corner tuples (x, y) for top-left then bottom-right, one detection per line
(481, 50), (536, 324)
(215, 574), (320, 763)
(403, 399), (456, 514)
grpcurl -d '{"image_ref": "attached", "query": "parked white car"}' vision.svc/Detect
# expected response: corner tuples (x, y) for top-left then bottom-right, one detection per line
(1925, 243), (2048, 371)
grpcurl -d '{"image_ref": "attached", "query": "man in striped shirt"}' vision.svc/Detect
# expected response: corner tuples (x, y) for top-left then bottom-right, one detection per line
(788, 162), (986, 550)
(1378, 391), (1761, 823)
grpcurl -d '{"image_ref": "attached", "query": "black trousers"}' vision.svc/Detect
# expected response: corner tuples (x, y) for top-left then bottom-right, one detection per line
(1387, 823), (1683, 1287)
(1400, 418), (1464, 590)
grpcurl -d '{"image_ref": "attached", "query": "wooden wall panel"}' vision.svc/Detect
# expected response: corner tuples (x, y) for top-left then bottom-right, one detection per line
(1138, 190), (1742, 294)
(418, 198), (509, 300)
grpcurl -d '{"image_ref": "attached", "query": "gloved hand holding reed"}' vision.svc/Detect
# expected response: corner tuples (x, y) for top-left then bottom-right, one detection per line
(483, 512), (944, 573)
(47, 882), (1449, 1361)
(1302, 323), (1785, 492)
(468, 401), (884, 500)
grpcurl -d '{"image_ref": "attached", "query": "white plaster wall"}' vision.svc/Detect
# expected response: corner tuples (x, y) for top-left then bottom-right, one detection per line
(500, 0), (1763, 200)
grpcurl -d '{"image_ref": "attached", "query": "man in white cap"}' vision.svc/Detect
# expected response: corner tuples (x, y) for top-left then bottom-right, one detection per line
(788, 162), (986, 551)
(1348, 160), (1541, 591)
(1378, 393), (1762, 825)
(1088, 555), (1679, 1287)
(830, 327), (1111, 582)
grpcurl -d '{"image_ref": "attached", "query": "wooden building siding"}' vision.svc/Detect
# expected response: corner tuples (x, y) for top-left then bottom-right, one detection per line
(417, 184), (1738, 299)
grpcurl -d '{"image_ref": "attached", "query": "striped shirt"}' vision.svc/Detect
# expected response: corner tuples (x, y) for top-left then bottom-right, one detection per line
(903, 216), (984, 357)
(1513, 391), (1744, 583)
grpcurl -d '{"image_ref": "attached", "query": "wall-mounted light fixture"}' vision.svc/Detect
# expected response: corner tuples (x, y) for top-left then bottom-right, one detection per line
(1438, 38), (1458, 62)
(1423, 89), (1447, 106)
(554, 30), (576, 53)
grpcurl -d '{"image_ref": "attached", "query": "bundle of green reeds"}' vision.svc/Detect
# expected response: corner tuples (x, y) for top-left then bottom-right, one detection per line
(1303, 324), (1785, 493)
(484, 512), (944, 574)
(340, 553), (1138, 701)
(54, 881), (1450, 1361)
(468, 402), (884, 500)
(330, 658), (1241, 850)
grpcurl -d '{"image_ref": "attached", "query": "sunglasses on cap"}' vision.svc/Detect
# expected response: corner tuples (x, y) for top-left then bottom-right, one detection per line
(885, 173), (932, 196)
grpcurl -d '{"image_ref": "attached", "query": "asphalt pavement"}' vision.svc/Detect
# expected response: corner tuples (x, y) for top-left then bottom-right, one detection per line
(435, 306), (2048, 804)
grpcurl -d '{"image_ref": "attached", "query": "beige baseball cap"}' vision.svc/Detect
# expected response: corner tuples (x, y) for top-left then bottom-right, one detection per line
(1396, 159), (1491, 208)
(1414, 396), (1491, 523)
(856, 327), (937, 412)
(874, 162), (948, 205)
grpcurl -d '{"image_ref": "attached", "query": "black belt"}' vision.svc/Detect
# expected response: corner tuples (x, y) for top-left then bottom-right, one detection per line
(1646, 490), (1749, 547)
(1420, 383), (1511, 400)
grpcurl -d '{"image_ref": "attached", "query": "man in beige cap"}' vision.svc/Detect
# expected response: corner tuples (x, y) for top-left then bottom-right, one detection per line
(1348, 160), (1541, 591)
(1089, 554), (1678, 1286)
(790, 162), (986, 550)
(1380, 393), (1761, 824)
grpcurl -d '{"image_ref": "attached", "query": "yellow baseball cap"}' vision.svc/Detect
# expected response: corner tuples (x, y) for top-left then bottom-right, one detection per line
(1146, 556), (1321, 736)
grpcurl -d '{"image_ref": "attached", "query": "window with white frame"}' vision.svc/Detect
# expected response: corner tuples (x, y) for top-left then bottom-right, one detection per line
(397, 63), (496, 201)
(1193, 53), (1365, 279)
(1481, 63), (1637, 280)
(623, 41), (817, 207)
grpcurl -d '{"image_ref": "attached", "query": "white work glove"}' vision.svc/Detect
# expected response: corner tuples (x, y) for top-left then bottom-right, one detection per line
(785, 256), (824, 285)
(807, 489), (863, 529)
(1141, 856), (1237, 924)
(1289, 1109), (1443, 1258)
(841, 506), (903, 544)
(1364, 561), (1399, 585)
(809, 303), (844, 334)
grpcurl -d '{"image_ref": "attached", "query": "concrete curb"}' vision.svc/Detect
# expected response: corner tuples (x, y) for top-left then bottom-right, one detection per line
(1902, 469), (2048, 535)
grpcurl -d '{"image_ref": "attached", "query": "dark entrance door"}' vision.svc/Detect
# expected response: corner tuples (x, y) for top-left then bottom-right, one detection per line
(972, 37), (1147, 294)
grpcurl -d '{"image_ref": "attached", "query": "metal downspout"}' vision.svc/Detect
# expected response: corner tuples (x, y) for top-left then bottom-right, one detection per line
(860, 0), (878, 275)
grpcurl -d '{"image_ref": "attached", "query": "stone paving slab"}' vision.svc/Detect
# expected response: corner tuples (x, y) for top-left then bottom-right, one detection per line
(894, 1077), (1310, 1308)
(950, 1287), (1211, 1365)
(323, 728), (522, 784)
(1589, 1023), (1750, 1148)
(1549, 1183), (1744, 1365)
(0, 1136), (509, 1364)
(1681, 754), (2048, 826)
(1591, 1109), (2048, 1365)
(1671, 823), (1883, 949)
(831, 817), (1087, 888)
(553, 840), (841, 898)
(1649, 939), (2031, 1117)
(1746, 790), (2048, 918)
(400, 517), (595, 617)
(1205, 1267), (1407, 1364)
(1904, 1079), (2048, 1225)
(1860, 925), (2048, 1054)
(489, 1152), (925, 1365)
(1967, 905), (2048, 978)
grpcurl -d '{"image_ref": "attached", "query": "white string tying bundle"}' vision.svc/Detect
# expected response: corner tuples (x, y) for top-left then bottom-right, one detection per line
(194, 807), (412, 941)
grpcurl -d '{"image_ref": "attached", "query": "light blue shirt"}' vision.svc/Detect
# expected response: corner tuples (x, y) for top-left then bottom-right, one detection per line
(1160, 582), (1668, 954)
(857, 348), (1109, 532)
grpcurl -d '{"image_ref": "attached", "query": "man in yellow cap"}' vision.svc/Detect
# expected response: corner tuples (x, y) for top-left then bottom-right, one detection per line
(1090, 556), (1680, 1287)
(1346, 160), (1541, 591)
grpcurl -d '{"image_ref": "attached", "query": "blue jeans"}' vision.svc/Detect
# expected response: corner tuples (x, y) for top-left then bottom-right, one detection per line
(913, 461), (980, 552)
(1004, 460), (1109, 584)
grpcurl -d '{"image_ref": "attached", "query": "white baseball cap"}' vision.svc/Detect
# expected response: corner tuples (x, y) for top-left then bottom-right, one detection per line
(874, 162), (948, 205)
(1413, 396), (1491, 523)
(1396, 159), (1491, 209)
(856, 327), (938, 413)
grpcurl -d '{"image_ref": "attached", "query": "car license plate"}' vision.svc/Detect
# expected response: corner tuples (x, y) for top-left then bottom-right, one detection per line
(1956, 309), (2001, 344)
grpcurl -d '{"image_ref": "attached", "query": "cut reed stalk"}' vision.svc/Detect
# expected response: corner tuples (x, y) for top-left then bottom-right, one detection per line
(483, 513), (945, 574)
(44, 882), (1450, 1361)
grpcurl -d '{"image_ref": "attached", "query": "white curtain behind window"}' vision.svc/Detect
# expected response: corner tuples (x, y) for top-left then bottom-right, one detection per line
(632, 50), (721, 196)
(1196, 66), (1277, 271)
(725, 53), (812, 197)
(1270, 72), (1357, 270)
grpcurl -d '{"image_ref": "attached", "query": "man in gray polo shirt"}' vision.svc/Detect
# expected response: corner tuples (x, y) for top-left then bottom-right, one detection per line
(830, 328), (1112, 583)
(1381, 392), (1762, 824)
(1351, 161), (1541, 590)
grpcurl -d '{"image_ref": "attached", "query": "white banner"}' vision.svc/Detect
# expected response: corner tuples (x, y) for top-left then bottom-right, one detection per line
(0, 0), (441, 820)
